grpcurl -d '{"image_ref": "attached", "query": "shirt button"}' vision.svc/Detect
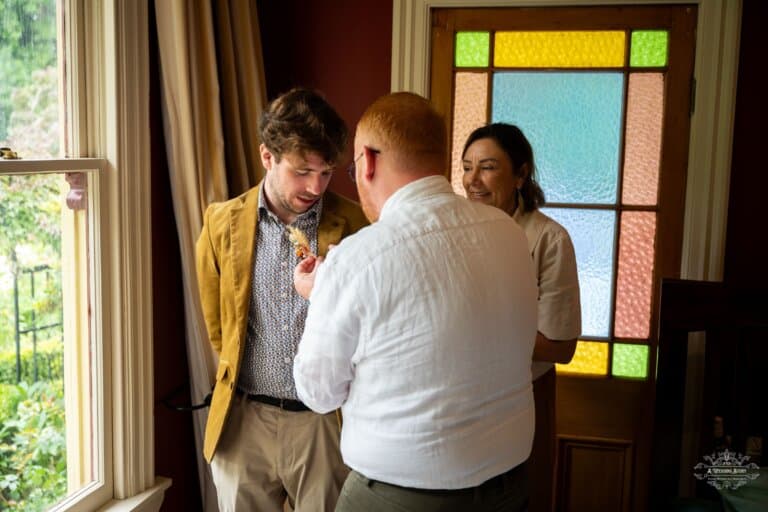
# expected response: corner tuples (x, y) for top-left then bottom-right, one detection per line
(284, 357), (291, 364)
(281, 292), (288, 299)
(282, 325), (289, 331)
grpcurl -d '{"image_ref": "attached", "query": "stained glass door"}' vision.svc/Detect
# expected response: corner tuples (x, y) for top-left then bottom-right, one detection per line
(431, 6), (697, 511)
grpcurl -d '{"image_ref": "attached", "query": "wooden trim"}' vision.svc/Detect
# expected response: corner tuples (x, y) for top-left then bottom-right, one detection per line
(680, 0), (741, 281)
(104, 0), (155, 499)
(0, 158), (105, 175)
(430, 11), (455, 175)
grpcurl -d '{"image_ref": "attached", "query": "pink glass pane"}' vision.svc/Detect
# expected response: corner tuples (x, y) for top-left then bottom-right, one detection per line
(614, 212), (656, 338)
(622, 73), (664, 205)
(451, 72), (488, 195)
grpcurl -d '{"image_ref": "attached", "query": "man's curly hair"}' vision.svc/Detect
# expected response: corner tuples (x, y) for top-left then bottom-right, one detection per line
(259, 88), (348, 165)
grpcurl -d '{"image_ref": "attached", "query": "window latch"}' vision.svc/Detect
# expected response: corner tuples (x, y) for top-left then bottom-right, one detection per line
(0, 147), (20, 159)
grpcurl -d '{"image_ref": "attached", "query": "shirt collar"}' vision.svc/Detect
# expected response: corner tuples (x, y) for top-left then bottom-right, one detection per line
(379, 175), (453, 219)
(510, 190), (527, 223)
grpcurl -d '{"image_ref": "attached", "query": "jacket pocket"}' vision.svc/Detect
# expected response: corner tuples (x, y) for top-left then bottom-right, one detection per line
(216, 359), (234, 389)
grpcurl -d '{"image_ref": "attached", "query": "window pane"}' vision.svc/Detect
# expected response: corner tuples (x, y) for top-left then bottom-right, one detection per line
(451, 72), (488, 195)
(455, 31), (490, 67)
(556, 341), (609, 376)
(614, 212), (656, 339)
(0, 0), (61, 159)
(492, 72), (624, 204)
(541, 207), (616, 337)
(612, 343), (649, 378)
(495, 31), (625, 68)
(630, 30), (669, 67)
(622, 73), (664, 205)
(0, 173), (74, 510)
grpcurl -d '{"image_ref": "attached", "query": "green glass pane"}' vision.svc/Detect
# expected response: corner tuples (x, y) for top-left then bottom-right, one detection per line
(612, 343), (649, 379)
(455, 32), (490, 67)
(630, 30), (668, 67)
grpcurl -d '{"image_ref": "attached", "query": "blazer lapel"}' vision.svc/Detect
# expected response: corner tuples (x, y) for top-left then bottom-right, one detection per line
(229, 185), (261, 330)
(317, 208), (347, 257)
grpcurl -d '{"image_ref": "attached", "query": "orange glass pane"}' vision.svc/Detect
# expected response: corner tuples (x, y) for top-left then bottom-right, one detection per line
(451, 72), (488, 195)
(556, 341), (609, 376)
(622, 73), (664, 205)
(614, 212), (656, 338)
(494, 31), (625, 68)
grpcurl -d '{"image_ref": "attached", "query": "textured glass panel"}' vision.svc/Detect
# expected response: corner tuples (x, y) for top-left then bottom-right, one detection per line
(614, 212), (656, 338)
(495, 31), (625, 68)
(451, 73), (488, 195)
(455, 32), (490, 67)
(612, 343), (649, 378)
(630, 30), (669, 67)
(541, 208), (616, 337)
(622, 73), (664, 205)
(493, 72), (623, 204)
(556, 341), (609, 376)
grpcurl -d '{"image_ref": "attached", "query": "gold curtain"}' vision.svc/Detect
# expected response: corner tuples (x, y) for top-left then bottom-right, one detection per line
(215, 0), (266, 195)
(154, 1), (266, 509)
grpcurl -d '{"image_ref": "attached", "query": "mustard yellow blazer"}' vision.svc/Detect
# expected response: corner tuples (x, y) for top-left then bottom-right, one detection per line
(195, 183), (368, 462)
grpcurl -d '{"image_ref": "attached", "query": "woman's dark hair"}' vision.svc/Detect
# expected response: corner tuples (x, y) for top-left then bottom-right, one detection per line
(462, 123), (545, 212)
(259, 87), (348, 164)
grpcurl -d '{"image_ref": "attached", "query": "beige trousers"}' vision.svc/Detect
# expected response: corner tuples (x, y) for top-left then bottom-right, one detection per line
(210, 393), (349, 512)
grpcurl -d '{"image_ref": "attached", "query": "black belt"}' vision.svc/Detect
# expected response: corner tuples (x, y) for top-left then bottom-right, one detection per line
(368, 461), (527, 495)
(239, 391), (310, 412)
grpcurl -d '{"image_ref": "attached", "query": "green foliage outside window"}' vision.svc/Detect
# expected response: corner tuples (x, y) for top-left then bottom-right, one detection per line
(0, 0), (57, 143)
(0, 381), (66, 511)
(1, 1), (67, 509)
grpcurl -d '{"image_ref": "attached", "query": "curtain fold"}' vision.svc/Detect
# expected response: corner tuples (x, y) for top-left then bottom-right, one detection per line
(215, 0), (267, 194)
(154, 1), (266, 509)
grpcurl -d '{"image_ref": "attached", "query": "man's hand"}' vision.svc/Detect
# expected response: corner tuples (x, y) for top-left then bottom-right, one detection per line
(294, 254), (322, 299)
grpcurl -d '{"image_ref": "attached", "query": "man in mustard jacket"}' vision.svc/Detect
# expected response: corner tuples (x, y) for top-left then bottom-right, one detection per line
(195, 88), (368, 512)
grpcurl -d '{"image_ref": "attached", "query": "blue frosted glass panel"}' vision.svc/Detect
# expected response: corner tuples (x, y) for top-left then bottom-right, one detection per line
(492, 72), (624, 204)
(540, 207), (616, 337)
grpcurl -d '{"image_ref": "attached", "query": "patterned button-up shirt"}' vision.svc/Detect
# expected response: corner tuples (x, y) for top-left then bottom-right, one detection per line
(236, 188), (322, 399)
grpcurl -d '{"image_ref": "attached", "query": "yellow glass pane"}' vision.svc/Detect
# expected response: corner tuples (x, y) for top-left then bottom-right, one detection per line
(556, 341), (609, 376)
(495, 31), (625, 68)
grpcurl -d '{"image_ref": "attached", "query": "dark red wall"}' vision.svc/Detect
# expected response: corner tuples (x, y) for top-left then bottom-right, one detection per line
(257, 0), (393, 200)
(723, 0), (768, 287)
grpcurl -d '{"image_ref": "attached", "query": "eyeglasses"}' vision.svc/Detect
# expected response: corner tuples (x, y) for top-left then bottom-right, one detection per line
(346, 147), (381, 183)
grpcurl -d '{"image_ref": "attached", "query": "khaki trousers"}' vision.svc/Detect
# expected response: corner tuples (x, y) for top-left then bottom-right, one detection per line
(210, 393), (349, 512)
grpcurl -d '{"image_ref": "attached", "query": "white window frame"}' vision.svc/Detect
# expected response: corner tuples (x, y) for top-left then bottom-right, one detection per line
(0, 0), (169, 510)
(391, 0), (742, 284)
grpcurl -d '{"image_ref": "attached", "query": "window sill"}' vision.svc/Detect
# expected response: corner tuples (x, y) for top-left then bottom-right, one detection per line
(96, 478), (171, 512)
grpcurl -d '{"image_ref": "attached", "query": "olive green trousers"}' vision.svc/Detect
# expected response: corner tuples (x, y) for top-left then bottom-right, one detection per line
(335, 463), (528, 512)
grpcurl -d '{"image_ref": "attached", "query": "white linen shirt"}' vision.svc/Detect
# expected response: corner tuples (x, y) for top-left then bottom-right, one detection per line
(294, 175), (538, 490)
(512, 208), (581, 380)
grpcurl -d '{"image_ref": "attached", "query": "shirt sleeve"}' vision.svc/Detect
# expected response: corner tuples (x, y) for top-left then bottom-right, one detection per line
(536, 227), (582, 341)
(294, 251), (364, 413)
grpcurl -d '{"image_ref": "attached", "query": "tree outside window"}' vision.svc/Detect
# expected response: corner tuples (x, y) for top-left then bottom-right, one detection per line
(0, 1), (67, 510)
